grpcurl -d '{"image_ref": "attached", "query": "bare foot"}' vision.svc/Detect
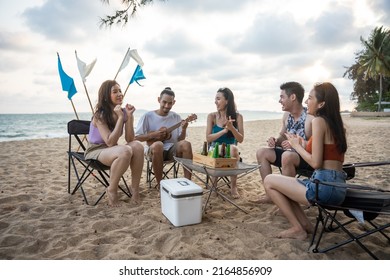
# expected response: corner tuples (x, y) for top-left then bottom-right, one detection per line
(276, 227), (307, 240)
(130, 186), (141, 205)
(131, 194), (141, 205)
(249, 195), (272, 204)
(107, 187), (120, 207)
(304, 223), (314, 234)
(231, 187), (240, 199)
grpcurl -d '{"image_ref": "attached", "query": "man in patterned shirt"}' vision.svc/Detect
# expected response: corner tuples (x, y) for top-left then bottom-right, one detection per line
(253, 81), (314, 204)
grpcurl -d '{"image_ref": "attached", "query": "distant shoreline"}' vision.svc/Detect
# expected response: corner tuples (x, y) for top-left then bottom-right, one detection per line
(0, 109), (284, 115)
(350, 111), (390, 117)
(0, 111), (283, 142)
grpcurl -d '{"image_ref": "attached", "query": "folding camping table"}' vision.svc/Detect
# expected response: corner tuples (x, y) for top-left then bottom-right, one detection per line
(174, 156), (260, 214)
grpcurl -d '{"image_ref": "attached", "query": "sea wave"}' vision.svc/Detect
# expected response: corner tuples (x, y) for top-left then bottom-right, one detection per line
(0, 111), (282, 142)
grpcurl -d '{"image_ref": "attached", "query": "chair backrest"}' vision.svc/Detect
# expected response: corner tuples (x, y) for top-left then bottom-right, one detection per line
(342, 164), (355, 180)
(68, 119), (90, 135)
(313, 179), (390, 219)
(343, 188), (390, 215)
(68, 120), (91, 151)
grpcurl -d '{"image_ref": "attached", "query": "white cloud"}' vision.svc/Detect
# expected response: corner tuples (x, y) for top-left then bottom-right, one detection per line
(0, 0), (385, 114)
(229, 13), (307, 54)
(22, 0), (104, 42)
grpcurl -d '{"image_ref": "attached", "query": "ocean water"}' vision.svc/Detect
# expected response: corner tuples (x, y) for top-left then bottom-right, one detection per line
(0, 110), (282, 142)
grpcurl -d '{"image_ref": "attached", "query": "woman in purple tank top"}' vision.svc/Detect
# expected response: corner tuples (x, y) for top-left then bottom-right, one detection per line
(85, 80), (144, 206)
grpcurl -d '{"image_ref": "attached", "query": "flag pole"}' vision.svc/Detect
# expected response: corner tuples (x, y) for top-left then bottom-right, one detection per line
(114, 47), (130, 80)
(83, 82), (94, 113)
(123, 83), (131, 98)
(69, 61), (87, 150)
(71, 97), (88, 152)
(75, 50), (94, 113)
(70, 99), (79, 120)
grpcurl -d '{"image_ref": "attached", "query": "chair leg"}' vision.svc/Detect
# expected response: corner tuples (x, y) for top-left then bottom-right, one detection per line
(72, 170), (92, 205)
(92, 191), (106, 206)
(174, 161), (178, 178)
(309, 207), (330, 254)
(146, 160), (177, 188)
(308, 212), (322, 250)
(70, 158), (131, 206)
(146, 160), (153, 188)
(367, 220), (390, 242)
(68, 153), (71, 194)
(85, 169), (131, 205)
(69, 157), (95, 205)
(74, 167), (108, 205)
(310, 205), (388, 260)
(118, 175), (131, 198)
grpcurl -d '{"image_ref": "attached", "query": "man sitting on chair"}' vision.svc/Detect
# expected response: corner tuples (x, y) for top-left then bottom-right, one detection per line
(253, 81), (314, 204)
(135, 87), (193, 188)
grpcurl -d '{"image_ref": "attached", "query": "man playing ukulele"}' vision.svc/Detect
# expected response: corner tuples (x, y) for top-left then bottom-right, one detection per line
(135, 87), (195, 188)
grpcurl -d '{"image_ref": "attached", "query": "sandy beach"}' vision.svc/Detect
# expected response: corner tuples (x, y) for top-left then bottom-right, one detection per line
(0, 116), (389, 260)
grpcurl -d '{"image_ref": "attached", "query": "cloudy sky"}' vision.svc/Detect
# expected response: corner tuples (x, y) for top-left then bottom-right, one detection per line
(1, 0), (389, 114)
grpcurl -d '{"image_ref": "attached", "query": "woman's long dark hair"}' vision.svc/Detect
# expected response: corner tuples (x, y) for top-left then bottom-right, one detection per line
(218, 87), (238, 138)
(313, 82), (347, 154)
(93, 80), (119, 131)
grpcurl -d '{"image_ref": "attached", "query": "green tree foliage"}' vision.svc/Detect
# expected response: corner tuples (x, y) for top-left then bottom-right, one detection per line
(345, 26), (390, 111)
(359, 26), (390, 76)
(344, 62), (390, 111)
(99, 0), (166, 27)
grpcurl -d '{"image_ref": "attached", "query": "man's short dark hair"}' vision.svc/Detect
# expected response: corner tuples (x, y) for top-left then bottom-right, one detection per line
(280, 82), (304, 103)
(160, 87), (175, 98)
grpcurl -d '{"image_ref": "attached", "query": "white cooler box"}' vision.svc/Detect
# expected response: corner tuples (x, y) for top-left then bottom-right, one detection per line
(160, 178), (203, 227)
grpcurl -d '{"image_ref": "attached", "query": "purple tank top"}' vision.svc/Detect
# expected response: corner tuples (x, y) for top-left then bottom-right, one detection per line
(88, 108), (128, 144)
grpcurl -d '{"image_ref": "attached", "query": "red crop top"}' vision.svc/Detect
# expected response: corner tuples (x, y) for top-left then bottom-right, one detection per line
(305, 137), (344, 162)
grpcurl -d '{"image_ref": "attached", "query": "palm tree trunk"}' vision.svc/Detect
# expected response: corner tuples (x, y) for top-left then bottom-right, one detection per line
(378, 73), (383, 112)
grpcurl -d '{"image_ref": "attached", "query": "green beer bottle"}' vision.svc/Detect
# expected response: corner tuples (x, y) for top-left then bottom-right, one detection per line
(212, 142), (219, 158)
(225, 144), (231, 158)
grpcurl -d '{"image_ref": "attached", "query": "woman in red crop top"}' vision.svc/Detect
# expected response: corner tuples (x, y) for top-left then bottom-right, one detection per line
(263, 82), (347, 240)
(85, 80), (144, 206)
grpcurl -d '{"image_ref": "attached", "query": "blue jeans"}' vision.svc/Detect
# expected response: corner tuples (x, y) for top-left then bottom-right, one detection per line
(298, 169), (347, 205)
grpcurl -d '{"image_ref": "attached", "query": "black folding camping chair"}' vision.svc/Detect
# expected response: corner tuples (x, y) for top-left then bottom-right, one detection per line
(145, 157), (178, 188)
(308, 161), (390, 259)
(67, 120), (131, 205)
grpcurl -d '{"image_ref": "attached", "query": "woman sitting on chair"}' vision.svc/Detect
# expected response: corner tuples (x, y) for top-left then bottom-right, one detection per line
(206, 87), (244, 199)
(264, 82), (347, 240)
(85, 80), (144, 206)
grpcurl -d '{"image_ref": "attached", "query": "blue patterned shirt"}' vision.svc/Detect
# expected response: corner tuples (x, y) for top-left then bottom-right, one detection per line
(286, 107), (308, 140)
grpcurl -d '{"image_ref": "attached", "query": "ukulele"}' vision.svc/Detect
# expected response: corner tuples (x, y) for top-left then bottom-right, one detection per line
(146, 113), (197, 146)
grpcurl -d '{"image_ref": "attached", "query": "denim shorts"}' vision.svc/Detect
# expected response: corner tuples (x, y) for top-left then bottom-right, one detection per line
(298, 169), (347, 205)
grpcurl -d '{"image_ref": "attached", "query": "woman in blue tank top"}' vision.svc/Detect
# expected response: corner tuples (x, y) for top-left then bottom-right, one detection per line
(206, 87), (244, 198)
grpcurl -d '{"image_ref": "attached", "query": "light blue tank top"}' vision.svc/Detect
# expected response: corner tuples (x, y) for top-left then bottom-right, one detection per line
(211, 125), (236, 145)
